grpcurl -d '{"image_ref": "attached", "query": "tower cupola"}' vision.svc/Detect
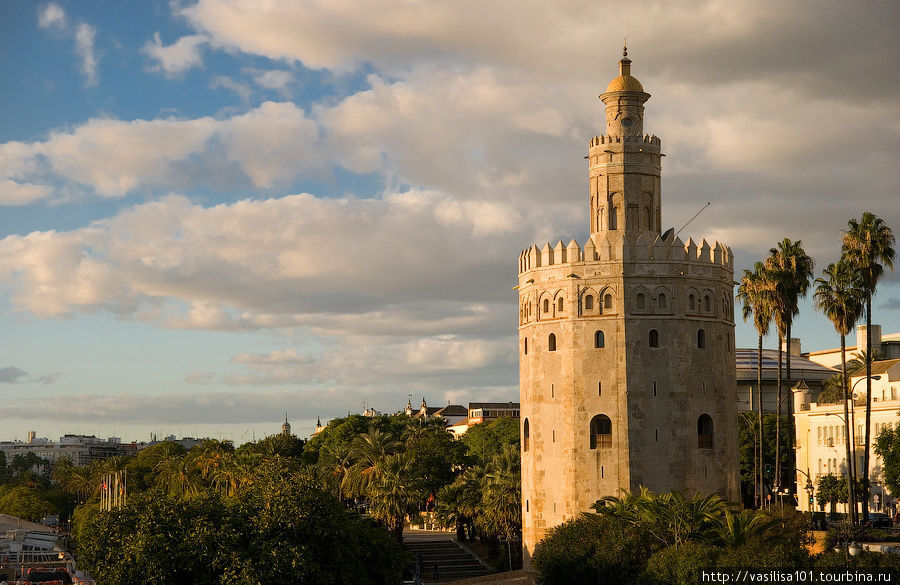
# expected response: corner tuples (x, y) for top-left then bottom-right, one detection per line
(589, 46), (661, 238)
(604, 45), (644, 93)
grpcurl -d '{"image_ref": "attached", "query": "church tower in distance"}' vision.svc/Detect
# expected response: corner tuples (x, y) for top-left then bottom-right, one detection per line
(517, 47), (739, 569)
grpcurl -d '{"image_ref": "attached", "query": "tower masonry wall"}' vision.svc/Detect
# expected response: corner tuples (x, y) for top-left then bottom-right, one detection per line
(517, 231), (738, 565)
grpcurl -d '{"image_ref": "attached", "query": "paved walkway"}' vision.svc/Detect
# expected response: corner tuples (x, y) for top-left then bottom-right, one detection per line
(404, 529), (492, 583)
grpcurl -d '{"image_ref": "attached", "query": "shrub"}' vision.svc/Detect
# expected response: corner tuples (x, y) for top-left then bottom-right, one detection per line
(643, 542), (721, 585)
(532, 513), (657, 585)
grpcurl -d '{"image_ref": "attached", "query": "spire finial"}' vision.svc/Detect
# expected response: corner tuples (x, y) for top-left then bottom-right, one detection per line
(623, 29), (628, 58)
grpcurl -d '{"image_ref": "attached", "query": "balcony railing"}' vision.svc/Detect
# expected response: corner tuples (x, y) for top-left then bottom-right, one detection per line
(591, 434), (612, 449)
(698, 435), (714, 450)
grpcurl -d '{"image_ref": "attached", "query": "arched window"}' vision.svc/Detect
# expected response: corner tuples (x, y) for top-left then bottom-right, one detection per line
(636, 293), (645, 310)
(590, 414), (612, 449)
(697, 329), (706, 349)
(649, 329), (659, 348)
(543, 299), (549, 313)
(548, 333), (557, 352)
(704, 295), (712, 312)
(689, 294), (696, 310)
(585, 295), (594, 310)
(523, 419), (530, 452)
(524, 337), (528, 355)
(698, 414), (714, 449)
(604, 294), (613, 310)
(658, 293), (666, 309)
(594, 330), (605, 348)
(558, 297), (564, 312)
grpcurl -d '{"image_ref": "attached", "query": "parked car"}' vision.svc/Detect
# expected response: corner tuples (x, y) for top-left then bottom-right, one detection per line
(865, 512), (894, 528)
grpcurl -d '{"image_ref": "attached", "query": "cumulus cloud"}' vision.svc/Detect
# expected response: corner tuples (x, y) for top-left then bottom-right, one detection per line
(0, 191), (520, 331)
(178, 0), (900, 101)
(142, 33), (209, 76)
(38, 3), (67, 31)
(0, 102), (325, 202)
(74, 23), (99, 86)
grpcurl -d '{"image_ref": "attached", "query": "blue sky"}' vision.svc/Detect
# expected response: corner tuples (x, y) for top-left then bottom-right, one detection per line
(1, 0), (898, 443)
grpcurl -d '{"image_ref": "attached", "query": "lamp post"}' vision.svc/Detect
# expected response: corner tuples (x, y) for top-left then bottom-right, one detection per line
(738, 405), (760, 508)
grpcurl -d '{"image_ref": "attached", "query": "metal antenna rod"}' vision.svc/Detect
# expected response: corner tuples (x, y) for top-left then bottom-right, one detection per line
(674, 201), (711, 237)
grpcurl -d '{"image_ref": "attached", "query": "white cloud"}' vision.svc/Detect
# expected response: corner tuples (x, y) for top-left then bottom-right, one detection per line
(210, 75), (252, 103)
(38, 3), (67, 31)
(74, 23), (99, 87)
(0, 191), (520, 329)
(0, 102), (323, 201)
(251, 69), (294, 91)
(142, 33), (209, 76)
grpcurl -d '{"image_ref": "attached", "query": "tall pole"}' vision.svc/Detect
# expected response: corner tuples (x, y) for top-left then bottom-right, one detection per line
(758, 336), (765, 508)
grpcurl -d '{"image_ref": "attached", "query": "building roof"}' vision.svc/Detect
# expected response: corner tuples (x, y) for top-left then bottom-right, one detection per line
(0, 513), (53, 533)
(860, 358), (900, 376)
(435, 404), (468, 417)
(735, 348), (837, 382)
(469, 402), (520, 410)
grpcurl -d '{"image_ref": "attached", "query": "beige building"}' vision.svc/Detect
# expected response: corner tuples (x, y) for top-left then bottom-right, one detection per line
(806, 325), (900, 369)
(518, 49), (739, 568)
(793, 359), (900, 513)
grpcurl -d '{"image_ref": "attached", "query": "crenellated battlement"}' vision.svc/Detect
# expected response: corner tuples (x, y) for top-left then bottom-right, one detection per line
(518, 232), (732, 275)
(589, 134), (660, 147)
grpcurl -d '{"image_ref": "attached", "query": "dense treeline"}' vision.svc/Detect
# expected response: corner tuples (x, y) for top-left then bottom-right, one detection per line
(0, 413), (522, 584)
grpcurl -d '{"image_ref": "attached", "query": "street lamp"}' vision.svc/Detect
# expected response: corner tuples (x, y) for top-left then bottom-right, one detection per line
(849, 374), (882, 489)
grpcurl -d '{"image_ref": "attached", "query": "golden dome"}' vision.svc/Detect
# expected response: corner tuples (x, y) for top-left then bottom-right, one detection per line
(603, 44), (645, 94)
(605, 74), (644, 93)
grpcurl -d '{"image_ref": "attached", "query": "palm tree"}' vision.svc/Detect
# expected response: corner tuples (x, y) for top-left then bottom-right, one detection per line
(190, 439), (235, 481)
(435, 483), (469, 541)
(154, 456), (198, 497)
(478, 444), (522, 567)
(765, 238), (814, 494)
(737, 261), (774, 507)
(814, 259), (864, 524)
(368, 453), (423, 542)
(345, 428), (400, 498)
(593, 488), (728, 548)
(842, 212), (895, 521)
(846, 349), (885, 376)
(711, 508), (782, 548)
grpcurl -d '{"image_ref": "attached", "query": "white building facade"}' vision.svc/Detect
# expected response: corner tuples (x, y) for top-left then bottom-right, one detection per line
(793, 359), (900, 513)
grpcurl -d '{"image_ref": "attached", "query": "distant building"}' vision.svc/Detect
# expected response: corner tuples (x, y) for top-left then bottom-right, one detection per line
(806, 325), (900, 369)
(137, 435), (204, 451)
(282, 414), (292, 437)
(735, 345), (837, 413)
(405, 397), (443, 418)
(0, 434), (136, 466)
(311, 399), (520, 438)
(793, 358), (900, 514)
(467, 402), (520, 425)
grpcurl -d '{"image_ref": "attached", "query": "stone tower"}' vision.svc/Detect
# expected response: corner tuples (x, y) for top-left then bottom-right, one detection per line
(282, 413), (292, 437)
(518, 48), (739, 568)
